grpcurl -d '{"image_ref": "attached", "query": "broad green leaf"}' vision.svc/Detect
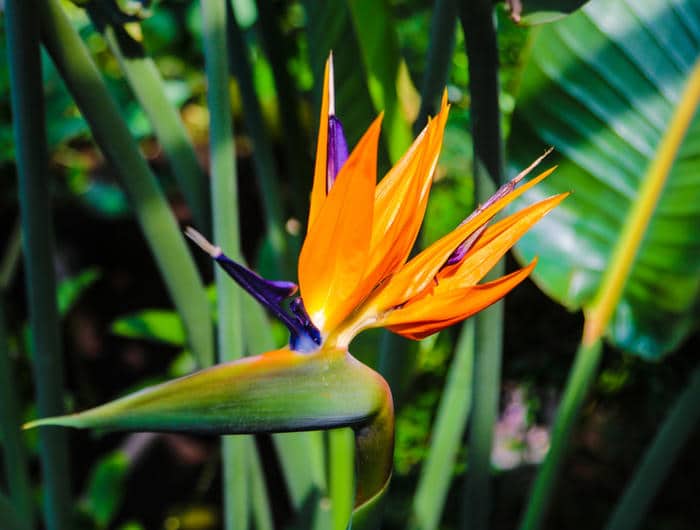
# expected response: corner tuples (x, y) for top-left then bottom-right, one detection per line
(510, 0), (700, 358)
(111, 309), (186, 346)
(517, 0), (591, 25)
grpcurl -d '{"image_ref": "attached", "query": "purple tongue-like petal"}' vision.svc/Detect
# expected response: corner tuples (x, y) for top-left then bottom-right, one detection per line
(185, 226), (321, 352)
(327, 115), (348, 193)
(214, 254), (297, 309)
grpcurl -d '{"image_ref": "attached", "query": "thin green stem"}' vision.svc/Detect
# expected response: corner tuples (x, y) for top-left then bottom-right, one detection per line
(412, 321), (474, 530)
(226, 2), (290, 274)
(459, 0), (504, 184)
(461, 269), (503, 530)
(95, 19), (211, 232)
(39, 0), (214, 369)
(7, 1), (72, 528)
(200, 1), (248, 529)
(0, 299), (34, 526)
(249, 442), (274, 530)
(414, 0), (457, 134)
(518, 339), (604, 530)
(329, 428), (355, 530)
(604, 363), (700, 530)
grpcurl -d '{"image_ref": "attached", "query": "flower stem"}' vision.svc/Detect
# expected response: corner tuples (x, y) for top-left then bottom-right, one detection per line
(39, 0), (214, 369)
(96, 20), (211, 232)
(8, 1), (72, 528)
(225, 3), (290, 274)
(200, 1), (248, 528)
(604, 363), (700, 530)
(518, 339), (604, 530)
(412, 320), (474, 530)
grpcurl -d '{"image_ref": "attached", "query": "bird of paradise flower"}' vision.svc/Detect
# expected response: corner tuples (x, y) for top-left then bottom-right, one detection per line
(26, 56), (566, 523)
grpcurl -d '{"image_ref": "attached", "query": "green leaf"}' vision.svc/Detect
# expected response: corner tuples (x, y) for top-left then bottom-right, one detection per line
(303, 0), (382, 151)
(57, 267), (100, 315)
(509, 0), (700, 358)
(518, 0), (591, 25)
(81, 451), (129, 528)
(0, 493), (30, 530)
(347, 0), (416, 162)
(111, 309), (186, 346)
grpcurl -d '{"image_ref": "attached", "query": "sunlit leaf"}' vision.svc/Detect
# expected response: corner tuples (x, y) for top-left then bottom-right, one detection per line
(111, 309), (186, 346)
(510, 0), (700, 358)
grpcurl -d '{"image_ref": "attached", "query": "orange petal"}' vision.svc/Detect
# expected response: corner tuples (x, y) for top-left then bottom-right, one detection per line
(385, 260), (537, 340)
(438, 193), (568, 286)
(366, 97), (450, 283)
(308, 56), (332, 231)
(369, 166), (557, 313)
(298, 115), (383, 333)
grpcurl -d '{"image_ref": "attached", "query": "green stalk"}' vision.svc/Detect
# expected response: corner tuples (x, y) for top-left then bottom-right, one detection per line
(249, 442), (274, 530)
(94, 19), (211, 232)
(7, 1), (72, 528)
(518, 339), (603, 530)
(414, 0), (457, 133)
(459, 1), (505, 527)
(462, 272), (503, 530)
(225, 2), (289, 274)
(200, 1), (248, 529)
(329, 428), (355, 530)
(39, 0), (214, 369)
(0, 298), (33, 526)
(604, 363), (700, 530)
(459, 0), (504, 184)
(411, 321), (474, 530)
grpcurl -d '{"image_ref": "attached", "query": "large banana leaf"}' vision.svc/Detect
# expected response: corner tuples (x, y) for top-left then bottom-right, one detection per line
(509, 0), (700, 359)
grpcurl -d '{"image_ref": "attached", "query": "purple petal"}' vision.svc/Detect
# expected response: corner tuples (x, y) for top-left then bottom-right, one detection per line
(327, 115), (348, 193)
(214, 253), (321, 352)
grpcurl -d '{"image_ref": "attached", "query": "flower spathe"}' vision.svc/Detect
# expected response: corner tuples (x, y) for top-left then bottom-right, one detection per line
(190, 56), (567, 351)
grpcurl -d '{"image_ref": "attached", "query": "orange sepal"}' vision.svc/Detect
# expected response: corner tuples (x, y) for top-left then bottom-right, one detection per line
(298, 114), (383, 332)
(385, 260), (537, 340)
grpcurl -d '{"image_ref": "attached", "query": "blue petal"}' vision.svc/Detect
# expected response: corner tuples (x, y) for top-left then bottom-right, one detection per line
(327, 115), (348, 193)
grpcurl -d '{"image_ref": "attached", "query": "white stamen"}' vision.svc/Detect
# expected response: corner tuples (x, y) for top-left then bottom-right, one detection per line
(328, 51), (336, 117)
(185, 226), (222, 258)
